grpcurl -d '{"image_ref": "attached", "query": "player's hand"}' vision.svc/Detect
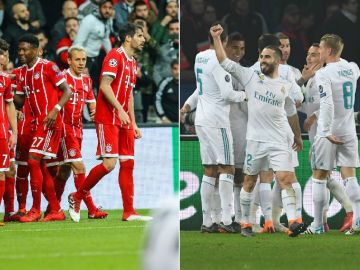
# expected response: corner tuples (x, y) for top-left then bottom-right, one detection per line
(134, 124), (142, 139)
(303, 114), (317, 131)
(89, 109), (96, 121)
(118, 108), (130, 126)
(301, 63), (323, 82)
(44, 108), (58, 128)
(180, 104), (190, 124)
(293, 136), (303, 151)
(210, 24), (223, 38)
(9, 132), (17, 149)
(16, 110), (24, 121)
(326, 134), (344, 145)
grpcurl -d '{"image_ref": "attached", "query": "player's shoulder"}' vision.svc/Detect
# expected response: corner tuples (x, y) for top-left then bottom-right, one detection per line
(0, 71), (10, 81)
(195, 49), (216, 65)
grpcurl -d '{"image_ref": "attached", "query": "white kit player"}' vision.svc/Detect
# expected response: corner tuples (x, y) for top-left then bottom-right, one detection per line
(298, 43), (353, 233)
(180, 24), (246, 233)
(308, 34), (360, 235)
(211, 24), (307, 237)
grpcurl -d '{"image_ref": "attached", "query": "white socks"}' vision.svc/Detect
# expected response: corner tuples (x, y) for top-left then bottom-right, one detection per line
(240, 188), (253, 225)
(323, 188), (330, 223)
(327, 176), (352, 213)
(292, 182), (302, 220)
(211, 180), (222, 224)
(281, 188), (297, 222)
(344, 177), (360, 225)
(249, 180), (260, 224)
(312, 178), (327, 227)
(200, 175), (216, 227)
(259, 183), (272, 221)
(219, 174), (234, 226)
(233, 185), (242, 223)
(272, 180), (283, 224)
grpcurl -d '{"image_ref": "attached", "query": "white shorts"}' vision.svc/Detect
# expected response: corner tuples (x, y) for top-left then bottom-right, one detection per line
(244, 140), (294, 175)
(292, 150), (299, 168)
(196, 125), (234, 166)
(231, 124), (247, 169)
(311, 135), (359, 170)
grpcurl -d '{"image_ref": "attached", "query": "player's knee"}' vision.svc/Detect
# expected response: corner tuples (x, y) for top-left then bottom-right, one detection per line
(5, 163), (16, 178)
(58, 165), (72, 181)
(103, 158), (117, 171)
(313, 169), (328, 180)
(28, 157), (41, 168)
(0, 172), (4, 181)
(120, 159), (134, 170)
(243, 175), (257, 191)
(71, 161), (85, 174)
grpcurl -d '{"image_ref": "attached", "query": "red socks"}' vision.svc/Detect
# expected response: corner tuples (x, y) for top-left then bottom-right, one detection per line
(54, 175), (67, 202)
(75, 173), (97, 213)
(0, 181), (5, 206)
(4, 177), (15, 214)
(41, 163), (61, 212)
(119, 160), (135, 214)
(76, 163), (109, 199)
(16, 165), (29, 210)
(28, 158), (43, 211)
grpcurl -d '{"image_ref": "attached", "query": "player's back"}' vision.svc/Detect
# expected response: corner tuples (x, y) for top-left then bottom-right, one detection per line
(194, 49), (231, 128)
(318, 59), (360, 136)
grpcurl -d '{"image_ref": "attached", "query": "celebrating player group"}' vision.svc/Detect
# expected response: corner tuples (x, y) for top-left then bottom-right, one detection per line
(0, 22), (152, 225)
(181, 22), (360, 237)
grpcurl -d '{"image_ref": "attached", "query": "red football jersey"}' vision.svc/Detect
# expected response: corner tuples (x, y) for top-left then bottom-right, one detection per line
(62, 69), (95, 138)
(12, 67), (33, 135)
(95, 47), (138, 127)
(17, 58), (66, 129)
(0, 72), (13, 139)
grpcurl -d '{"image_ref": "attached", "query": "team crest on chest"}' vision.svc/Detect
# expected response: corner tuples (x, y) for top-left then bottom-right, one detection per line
(34, 72), (40, 80)
(280, 86), (285, 95)
(109, 58), (118, 67)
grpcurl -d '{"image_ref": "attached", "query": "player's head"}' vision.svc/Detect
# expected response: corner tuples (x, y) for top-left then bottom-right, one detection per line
(0, 49), (7, 72)
(319, 34), (344, 62)
(68, 45), (87, 76)
(225, 32), (245, 63)
(260, 45), (282, 75)
(276, 32), (290, 63)
(258, 34), (280, 54)
(306, 43), (321, 66)
(17, 34), (39, 65)
(171, 59), (179, 82)
(208, 22), (228, 46)
(118, 23), (145, 54)
(0, 39), (10, 65)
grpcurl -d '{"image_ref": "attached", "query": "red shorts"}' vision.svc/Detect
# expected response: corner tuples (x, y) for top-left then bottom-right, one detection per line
(0, 139), (10, 172)
(15, 133), (33, 165)
(29, 127), (62, 159)
(95, 123), (134, 159)
(61, 134), (83, 163)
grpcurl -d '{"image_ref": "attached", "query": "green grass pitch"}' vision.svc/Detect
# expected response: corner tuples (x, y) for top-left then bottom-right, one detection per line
(181, 231), (360, 270)
(0, 210), (151, 270)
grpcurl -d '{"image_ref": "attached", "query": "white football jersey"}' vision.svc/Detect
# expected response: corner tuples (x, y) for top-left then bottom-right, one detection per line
(193, 49), (246, 128)
(222, 58), (298, 145)
(229, 78), (248, 126)
(316, 58), (360, 137)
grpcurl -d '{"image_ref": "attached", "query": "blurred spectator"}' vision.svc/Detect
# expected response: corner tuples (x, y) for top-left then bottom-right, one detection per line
(78, 0), (102, 18)
(51, 0), (79, 49)
(153, 18), (179, 85)
(320, 0), (360, 64)
(34, 28), (55, 61)
(132, 17), (159, 122)
(0, 0), (4, 36)
(222, 0), (268, 63)
(155, 59), (179, 124)
(180, 0), (205, 69)
(74, 0), (114, 92)
(114, 0), (135, 28)
(6, 0), (46, 29)
(56, 17), (80, 69)
(128, 0), (157, 26)
(3, 2), (37, 64)
(151, 0), (178, 45)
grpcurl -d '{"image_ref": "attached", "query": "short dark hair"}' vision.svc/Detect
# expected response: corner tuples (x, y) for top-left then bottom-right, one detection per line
(117, 23), (143, 44)
(0, 38), (10, 51)
(97, 0), (113, 7)
(208, 22), (228, 45)
(227, 32), (245, 44)
(171, 59), (178, 68)
(134, 0), (147, 9)
(65, 16), (79, 24)
(18, 34), (39, 48)
(169, 18), (179, 25)
(258, 34), (280, 52)
(311, 42), (320, 47)
(276, 32), (289, 40)
(33, 28), (47, 37)
(263, 45), (283, 60)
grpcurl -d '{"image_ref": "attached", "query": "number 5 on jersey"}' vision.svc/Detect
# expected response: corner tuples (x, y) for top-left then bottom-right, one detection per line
(196, 68), (203, 95)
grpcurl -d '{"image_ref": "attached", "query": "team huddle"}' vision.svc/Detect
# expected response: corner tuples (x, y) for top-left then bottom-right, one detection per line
(0, 22), (152, 225)
(181, 22), (360, 237)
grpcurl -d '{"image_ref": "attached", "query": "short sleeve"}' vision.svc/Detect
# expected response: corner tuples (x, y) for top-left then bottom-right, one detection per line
(101, 50), (122, 78)
(46, 62), (66, 87)
(85, 77), (96, 103)
(4, 77), (13, 102)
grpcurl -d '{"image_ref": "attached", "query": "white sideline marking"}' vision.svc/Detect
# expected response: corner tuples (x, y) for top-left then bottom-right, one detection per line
(0, 250), (137, 260)
(0, 225), (145, 233)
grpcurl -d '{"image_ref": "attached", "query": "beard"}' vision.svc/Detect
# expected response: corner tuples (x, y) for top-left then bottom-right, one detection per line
(19, 17), (30, 24)
(261, 62), (275, 75)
